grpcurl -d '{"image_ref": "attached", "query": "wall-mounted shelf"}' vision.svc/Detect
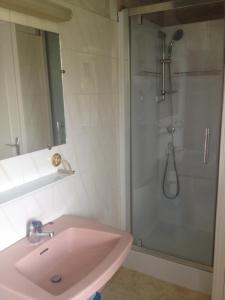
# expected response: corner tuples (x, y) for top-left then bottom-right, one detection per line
(0, 0), (72, 22)
(173, 70), (222, 77)
(0, 172), (75, 204)
(135, 70), (222, 78)
(135, 71), (160, 77)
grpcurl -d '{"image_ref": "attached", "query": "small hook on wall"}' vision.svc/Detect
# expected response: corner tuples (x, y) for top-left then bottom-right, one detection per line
(51, 153), (75, 175)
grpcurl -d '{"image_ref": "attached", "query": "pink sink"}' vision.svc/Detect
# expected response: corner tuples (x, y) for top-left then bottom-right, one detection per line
(0, 215), (132, 300)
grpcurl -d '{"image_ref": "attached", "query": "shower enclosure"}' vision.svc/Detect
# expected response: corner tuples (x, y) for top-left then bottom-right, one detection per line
(130, 0), (225, 268)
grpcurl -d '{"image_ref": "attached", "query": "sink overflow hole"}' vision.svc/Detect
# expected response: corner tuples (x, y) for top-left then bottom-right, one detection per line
(40, 248), (49, 255)
(50, 274), (63, 283)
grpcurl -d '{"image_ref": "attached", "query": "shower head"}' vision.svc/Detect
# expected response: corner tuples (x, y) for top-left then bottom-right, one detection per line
(172, 29), (184, 41)
(168, 29), (184, 56)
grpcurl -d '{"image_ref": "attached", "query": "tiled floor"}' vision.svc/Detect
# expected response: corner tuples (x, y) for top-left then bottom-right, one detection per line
(102, 267), (210, 300)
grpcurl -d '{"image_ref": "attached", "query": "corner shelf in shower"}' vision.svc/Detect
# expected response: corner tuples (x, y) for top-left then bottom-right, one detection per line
(173, 70), (222, 77)
(0, 172), (75, 205)
(135, 71), (160, 77)
(135, 70), (222, 78)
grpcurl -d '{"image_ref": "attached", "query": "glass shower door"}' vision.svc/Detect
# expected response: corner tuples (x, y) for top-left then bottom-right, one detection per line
(130, 5), (225, 267)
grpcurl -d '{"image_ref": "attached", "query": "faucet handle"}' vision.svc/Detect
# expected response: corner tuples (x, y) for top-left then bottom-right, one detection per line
(27, 219), (42, 232)
(27, 219), (43, 228)
(27, 219), (54, 243)
(31, 220), (42, 231)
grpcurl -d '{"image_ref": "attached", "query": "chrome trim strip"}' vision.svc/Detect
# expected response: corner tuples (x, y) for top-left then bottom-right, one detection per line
(204, 127), (210, 164)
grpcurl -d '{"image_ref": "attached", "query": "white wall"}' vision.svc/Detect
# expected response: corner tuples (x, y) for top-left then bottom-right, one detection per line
(61, 0), (118, 21)
(0, 1), (121, 251)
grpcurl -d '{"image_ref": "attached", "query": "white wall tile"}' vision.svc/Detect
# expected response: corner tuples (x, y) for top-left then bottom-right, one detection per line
(0, 209), (18, 250)
(0, 1), (120, 251)
(74, 7), (105, 56)
(60, 13), (89, 53)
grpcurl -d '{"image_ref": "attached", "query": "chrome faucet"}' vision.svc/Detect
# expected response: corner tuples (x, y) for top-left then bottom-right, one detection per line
(27, 219), (54, 243)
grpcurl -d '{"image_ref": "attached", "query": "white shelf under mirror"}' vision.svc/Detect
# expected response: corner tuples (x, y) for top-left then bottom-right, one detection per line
(0, 172), (75, 204)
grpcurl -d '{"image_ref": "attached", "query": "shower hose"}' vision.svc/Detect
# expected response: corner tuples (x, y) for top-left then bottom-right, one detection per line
(162, 141), (180, 199)
(162, 61), (180, 199)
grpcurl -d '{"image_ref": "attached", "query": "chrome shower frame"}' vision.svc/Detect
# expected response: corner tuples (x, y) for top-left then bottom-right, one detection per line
(126, 0), (225, 273)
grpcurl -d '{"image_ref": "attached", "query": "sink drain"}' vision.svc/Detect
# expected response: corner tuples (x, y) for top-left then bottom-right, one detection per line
(50, 274), (63, 283)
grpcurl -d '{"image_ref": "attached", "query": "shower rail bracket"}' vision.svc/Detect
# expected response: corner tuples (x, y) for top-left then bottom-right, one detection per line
(160, 58), (171, 64)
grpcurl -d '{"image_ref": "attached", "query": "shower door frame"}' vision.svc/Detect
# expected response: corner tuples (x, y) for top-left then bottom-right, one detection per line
(118, 1), (225, 299)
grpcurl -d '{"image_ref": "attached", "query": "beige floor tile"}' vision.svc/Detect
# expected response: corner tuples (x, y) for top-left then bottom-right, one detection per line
(101, 267), (210, 300)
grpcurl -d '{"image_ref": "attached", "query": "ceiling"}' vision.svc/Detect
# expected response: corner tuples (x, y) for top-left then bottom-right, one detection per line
(118, 0), (166, 10)
(117, 0), (225, 26)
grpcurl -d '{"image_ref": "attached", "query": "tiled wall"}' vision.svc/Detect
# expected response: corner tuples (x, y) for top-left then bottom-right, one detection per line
(0, 1), (120, 251)
(62, 0), (118, 20)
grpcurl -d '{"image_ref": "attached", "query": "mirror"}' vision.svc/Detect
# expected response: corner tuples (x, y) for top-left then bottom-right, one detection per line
(0, 21), (66, 160)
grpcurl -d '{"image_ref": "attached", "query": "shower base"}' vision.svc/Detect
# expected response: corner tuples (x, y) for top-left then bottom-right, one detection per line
(124, 246), (212, 295)
(140, 222), (214, 267)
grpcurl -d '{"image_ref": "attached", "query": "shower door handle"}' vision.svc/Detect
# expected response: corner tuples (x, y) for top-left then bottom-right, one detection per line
(203, 128), (210, 164)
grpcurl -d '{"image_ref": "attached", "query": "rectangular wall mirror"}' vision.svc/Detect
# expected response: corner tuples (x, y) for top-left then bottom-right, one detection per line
(0, 21), (66, 160)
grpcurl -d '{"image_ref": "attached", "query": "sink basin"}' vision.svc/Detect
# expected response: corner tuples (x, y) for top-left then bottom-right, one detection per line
(0, 215), (132, 300)
(16, 228), (121, 296)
